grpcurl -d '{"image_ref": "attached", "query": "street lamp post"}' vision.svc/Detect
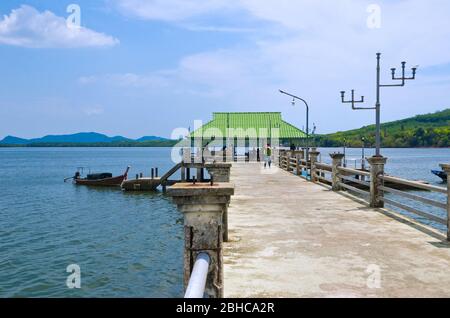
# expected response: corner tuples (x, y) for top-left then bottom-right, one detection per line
(343, 138), (347, 168)
(361, 137), (366, 171)
(340, 53), (417, 157)
(279, 90), (310, 161)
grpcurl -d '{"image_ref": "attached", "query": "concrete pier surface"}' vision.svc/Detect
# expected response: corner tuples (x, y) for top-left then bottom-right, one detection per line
(224, 163), (450, 298)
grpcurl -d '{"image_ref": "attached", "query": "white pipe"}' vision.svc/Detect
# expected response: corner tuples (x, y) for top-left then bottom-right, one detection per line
(184, 253), (211, 298)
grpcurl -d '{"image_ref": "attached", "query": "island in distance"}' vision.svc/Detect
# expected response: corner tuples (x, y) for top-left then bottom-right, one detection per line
(0, 132), (179, 147)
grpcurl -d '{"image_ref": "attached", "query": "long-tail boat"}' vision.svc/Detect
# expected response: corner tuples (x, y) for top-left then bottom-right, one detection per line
(72, 166), (130, 187)
(432, 169), (447, 182)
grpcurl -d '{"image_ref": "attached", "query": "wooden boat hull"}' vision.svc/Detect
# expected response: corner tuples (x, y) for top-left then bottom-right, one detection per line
(75, 175), (126, 187)
(121, 178), (161, 191)
(75, 166), (130, 187)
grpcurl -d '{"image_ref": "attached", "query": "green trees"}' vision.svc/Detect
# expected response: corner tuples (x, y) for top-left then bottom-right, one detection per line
(316, 109), (450, 148)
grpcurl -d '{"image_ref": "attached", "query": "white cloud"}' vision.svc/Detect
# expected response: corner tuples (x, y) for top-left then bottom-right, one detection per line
(0, 5), (119, 48)
(83, 106), (105, 116)
(79, 72), (170, 88)
(115, 0), (235, 21)
(105, 1), (450, 132)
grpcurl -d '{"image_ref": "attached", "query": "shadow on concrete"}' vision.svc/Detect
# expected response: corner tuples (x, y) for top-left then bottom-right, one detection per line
(331, 187), (449, 246)
(376, 208), (448, 245)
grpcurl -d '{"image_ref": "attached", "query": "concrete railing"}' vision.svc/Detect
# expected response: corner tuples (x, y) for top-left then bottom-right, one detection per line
(314, 162), (333, 185)
(379, 173), (448, 238)
(280, 150), (450, 240)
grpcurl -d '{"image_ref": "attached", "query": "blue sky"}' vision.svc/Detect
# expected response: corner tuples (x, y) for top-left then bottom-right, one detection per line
(0, 0), (449, 139)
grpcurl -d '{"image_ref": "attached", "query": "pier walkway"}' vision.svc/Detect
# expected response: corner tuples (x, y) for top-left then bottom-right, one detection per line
(224, 163), (450, 298)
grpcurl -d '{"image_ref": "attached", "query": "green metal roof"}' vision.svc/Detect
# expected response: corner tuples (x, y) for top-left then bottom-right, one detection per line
(190, 112), (306, 139)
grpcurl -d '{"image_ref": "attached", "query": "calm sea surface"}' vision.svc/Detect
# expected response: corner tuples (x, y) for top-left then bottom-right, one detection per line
(0, 147), (449, 297)
(0, 148), (183, 298)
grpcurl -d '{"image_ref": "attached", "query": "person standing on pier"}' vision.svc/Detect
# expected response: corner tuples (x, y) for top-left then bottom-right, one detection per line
(264, 144), (272, 169)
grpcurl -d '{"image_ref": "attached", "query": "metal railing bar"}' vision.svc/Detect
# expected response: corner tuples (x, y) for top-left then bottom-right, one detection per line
(381, 175), (447, 194)
(380, 185), (447, 210)
(316, 175), (332, 184)
(315, 163), (332, 171)
(338, 166), (371, 177)
(338, 182), (370, 196)
(339, 175), (370, 187)
(381, 197), (447, 225)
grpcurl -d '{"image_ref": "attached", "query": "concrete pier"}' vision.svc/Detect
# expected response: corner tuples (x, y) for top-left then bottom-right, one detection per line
(224, 163), (450, 298)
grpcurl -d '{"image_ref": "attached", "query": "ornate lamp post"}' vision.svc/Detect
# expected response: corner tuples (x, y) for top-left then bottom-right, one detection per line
(340, 53), (417, 157)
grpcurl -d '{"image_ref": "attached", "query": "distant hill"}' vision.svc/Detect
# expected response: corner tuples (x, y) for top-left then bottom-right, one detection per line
(0, 132), (177, 147)
(0, 136), (29, 145)
(316, 109), (450, 148)
(135, 136), (168, 142)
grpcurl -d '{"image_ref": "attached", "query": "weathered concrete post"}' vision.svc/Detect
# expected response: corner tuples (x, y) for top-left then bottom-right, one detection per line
(297, 149), (305, 175)
(291, 151), (303, 176)
(439, 164), (450, 241)
(205, 163), (232, 182)
(309, 150), (320, 182)
(205, 163), (233, 242)
(367, 156), (387, 208)
(277, 150), (282, 167)
(296, 152), (301, 176)
(282, 151), (288, 170)
(279, 150), (286, 170)
(299, 149), (305, 160)
(330, 153), (345, 191)
(286, 151), (293, 172)
(167, 183), (234, 298)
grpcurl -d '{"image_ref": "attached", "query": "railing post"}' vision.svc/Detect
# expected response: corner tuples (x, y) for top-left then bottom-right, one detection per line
(367, 156), (387, 208)
(298, 149), (305, 175)
(205, 163), (232, 183)
(440, 164), (450, 241)
(309, 150), (320, 182)
(286, 151), (293, 172)
(299, 149), (305, 160)
(330, 153), (345, 191)
(280, 150), (287, 170)
(296, 152), (302, 176)
(277, 150), (282, 167)
(167, 183), (235, 298)
(284, 152), (289, 170)
(205, 163), (232, 242)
